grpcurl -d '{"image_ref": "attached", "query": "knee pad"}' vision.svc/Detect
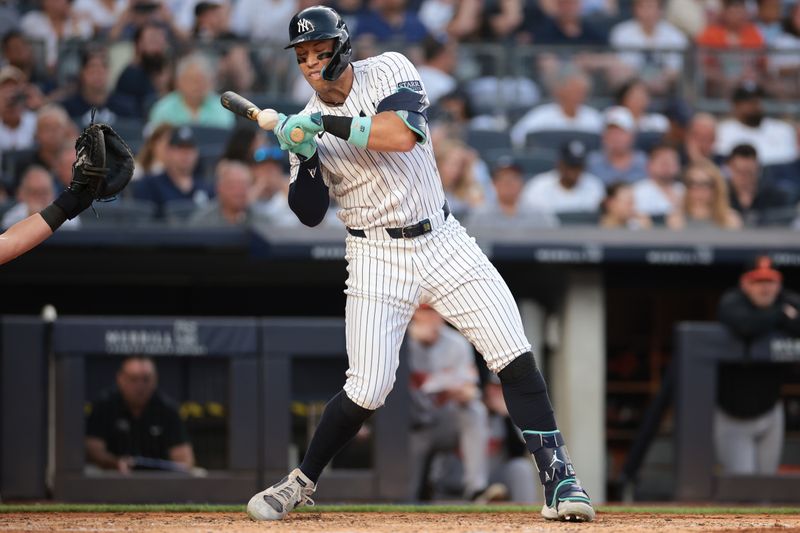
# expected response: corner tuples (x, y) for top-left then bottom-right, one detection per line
(497, 352), (538, 384)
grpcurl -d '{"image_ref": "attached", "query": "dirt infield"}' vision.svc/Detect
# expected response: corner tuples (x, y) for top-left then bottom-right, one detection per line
(2, 512), (800, 533)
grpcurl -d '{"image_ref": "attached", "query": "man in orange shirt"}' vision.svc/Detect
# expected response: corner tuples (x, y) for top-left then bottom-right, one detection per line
(696, 0), (765, 96)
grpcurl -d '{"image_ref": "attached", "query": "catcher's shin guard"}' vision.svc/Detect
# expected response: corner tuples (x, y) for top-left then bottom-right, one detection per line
(524, 430), (595, 522)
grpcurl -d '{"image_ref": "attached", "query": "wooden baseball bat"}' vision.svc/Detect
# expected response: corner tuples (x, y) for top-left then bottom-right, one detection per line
(220, 91), (305, 143)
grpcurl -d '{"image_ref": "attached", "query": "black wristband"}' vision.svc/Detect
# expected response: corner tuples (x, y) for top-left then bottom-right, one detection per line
(321, 115), (352, 141)
(39, 203), (67, 232)
(53, 189), (92, 220)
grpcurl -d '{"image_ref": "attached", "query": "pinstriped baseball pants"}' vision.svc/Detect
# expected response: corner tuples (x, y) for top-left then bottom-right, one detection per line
(343, 215), (532, 410)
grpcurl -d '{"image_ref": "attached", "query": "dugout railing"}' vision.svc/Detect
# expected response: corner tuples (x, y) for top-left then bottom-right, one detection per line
(0, 315), (410, 503)
(674, 323), (800, 503)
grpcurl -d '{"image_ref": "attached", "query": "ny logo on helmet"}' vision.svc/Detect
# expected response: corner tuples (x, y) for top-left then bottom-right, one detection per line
(297, 18), (314, 33)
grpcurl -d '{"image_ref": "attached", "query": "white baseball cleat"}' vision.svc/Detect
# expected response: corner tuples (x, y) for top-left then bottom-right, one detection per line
(246, 468), (316, 521)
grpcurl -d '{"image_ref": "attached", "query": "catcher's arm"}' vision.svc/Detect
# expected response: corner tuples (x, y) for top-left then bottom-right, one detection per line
(0, 122), (135, 266)
(0, 212), (55, 266)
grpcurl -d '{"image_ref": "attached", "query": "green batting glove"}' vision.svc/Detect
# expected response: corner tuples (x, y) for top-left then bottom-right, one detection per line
(275, 112), (324, 149)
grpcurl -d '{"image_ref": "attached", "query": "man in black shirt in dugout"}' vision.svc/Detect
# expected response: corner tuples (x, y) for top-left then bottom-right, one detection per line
(85, 356), (195, 473)
(716, 256), (800, 475)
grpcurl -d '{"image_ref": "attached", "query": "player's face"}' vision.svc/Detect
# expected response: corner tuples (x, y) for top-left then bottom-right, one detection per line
(294, 39), (336, 89)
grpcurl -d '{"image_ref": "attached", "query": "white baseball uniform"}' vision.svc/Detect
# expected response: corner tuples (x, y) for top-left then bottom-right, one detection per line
(290, 52), (531, 410)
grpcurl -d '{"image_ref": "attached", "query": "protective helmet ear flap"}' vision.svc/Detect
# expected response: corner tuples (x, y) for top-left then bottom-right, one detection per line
(321, 27), (351, 81)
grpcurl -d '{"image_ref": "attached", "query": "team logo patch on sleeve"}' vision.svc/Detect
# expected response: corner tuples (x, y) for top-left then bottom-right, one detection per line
(397, 80), (423, 92)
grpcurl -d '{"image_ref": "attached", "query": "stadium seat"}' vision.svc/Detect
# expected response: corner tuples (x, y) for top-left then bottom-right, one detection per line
(761, 161), (800, 202)
(525, 130), (601, 152)
(466, 130), (512, 153)
(515, 154), (557, 178)
(191, 126), (233, 159)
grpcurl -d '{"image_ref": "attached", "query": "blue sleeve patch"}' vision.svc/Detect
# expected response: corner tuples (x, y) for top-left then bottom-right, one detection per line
(397, 80), (423, 92)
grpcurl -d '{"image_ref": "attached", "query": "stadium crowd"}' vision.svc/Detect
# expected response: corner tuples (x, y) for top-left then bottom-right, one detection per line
(1, 0), (800, 230)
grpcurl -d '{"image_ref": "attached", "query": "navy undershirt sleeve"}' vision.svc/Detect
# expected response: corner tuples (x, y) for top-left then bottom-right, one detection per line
(288, 151), (329, 227)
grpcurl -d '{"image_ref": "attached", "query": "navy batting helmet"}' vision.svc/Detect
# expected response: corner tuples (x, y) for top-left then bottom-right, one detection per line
(286, 6), (351, 82)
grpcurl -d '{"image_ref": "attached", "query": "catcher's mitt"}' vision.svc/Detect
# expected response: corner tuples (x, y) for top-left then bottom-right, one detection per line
(72, 122), (135, 200)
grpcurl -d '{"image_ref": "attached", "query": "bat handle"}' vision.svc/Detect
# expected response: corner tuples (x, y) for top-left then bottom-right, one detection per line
(289, 128), (306, 143)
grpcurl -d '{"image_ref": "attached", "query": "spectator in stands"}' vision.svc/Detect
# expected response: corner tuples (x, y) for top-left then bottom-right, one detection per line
(599, 181), (651, 229)
(60, 48), (137, 127)
(408, 304), (502, 503)
(188, 159), (253, 227)
(715, 256), (800, 475)
(609, 0), (689, 94)
(754, 0), (783, 45)
(725, 144), (789, 226)
(216, 43), (256, 94)
(418, 0), (481, 41)
(482, 373), (537, 503)
(132, 123), (173, 181)
(633, 144), (683, 219)
(0, 0), (19, 39)
(108, 0), (188, 42)
(510, 69), (602, 148)
(229, 0), (296, 43)
(0, 66), (36, 152)
(2, 165), (79, 229)
(697, 0), (765, 48)
(20, 0), (93, 71)
(525, 0), (607, 45)
(114, 23), (172, 117)
(520, 140), (605, 215)
(132, 125), (213, 218)
(715, 83), (798, 166)
(73, 0), (126, 35)
(51, 142), (74, 192)
(219, 125), (262, 164)
(587, 106), (649, 184)
(467, 156), (556, 227)
(85, 356), (195, 474)
(418, 36), (457, 105)
(667, 161), (742, 229)
(696, 0), (765, 96)
(12, 104), (73, 187)
(148, 53), (235, 130)
(249, 145), (295, 226)
(1, 30), (53, 98)
(665, 0), (720, 38)
(682, 112), (718, 165)
(771, 3), (800, 77)
(354, 0), (429, 44)
(435, 138), (484, 217)
(192, 0), (234, 41)
(614, 79), (669, 134)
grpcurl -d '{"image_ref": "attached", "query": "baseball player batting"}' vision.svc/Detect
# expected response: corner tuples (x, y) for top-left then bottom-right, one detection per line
(246, 6), (594, 523)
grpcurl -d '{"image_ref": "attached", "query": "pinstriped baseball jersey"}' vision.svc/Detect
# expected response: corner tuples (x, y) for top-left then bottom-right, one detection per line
(289, 50), (531, 411)
(289, 52), (446, 229)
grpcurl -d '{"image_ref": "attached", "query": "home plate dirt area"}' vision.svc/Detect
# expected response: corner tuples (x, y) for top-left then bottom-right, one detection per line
(2, 509), (800, 533)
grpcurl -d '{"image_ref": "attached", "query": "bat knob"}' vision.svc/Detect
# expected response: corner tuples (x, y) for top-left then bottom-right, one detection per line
(289, 128), (306, 143)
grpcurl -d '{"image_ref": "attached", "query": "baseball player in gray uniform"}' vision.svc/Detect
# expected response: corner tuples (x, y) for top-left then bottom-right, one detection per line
(246, 5), (594, 523)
